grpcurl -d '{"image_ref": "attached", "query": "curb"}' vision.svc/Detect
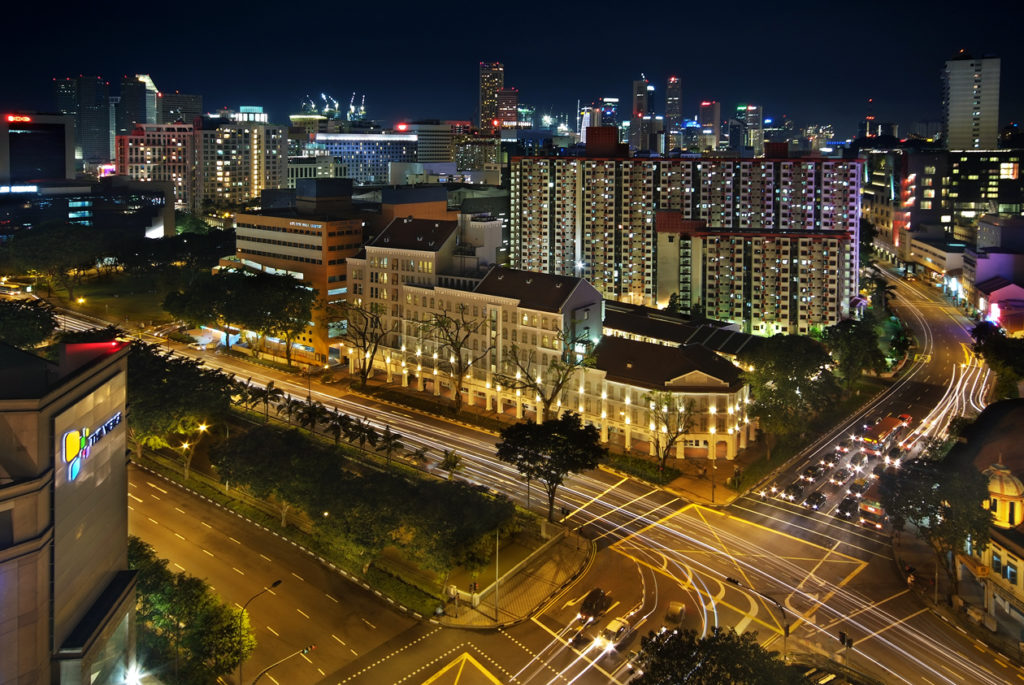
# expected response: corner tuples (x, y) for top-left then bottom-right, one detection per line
(131, 461), (427, 623)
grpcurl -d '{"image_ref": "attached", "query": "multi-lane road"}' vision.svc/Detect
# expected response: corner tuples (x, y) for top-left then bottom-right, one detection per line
(89, 270), (1018, 684)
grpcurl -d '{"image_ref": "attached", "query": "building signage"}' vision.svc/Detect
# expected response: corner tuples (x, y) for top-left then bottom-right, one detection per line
(62, 412), (122, 481)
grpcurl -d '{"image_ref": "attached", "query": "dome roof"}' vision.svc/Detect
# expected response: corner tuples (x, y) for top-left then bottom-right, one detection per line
(986, 464), (1024, 499)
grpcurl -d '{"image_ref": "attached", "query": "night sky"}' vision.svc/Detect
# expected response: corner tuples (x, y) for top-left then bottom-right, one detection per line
(3, 1), (1020, 139)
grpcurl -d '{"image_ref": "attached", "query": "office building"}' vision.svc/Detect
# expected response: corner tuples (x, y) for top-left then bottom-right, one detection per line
(496, 88), (519, 129)
(227, 178), (364, 362)
(116, 74), (158, 137)
(666, 77), (683, 148)
(54, 76), (111, 164)
(1, 113), (75, 184)
(454, 134), (500, 174)
(404, 122), (455, 163)
(158, 91), (203, 124)
(511, 154), (861, 328)
(737, 104), (764, 155)
(478, 62), (504, 129)
(943, 50), (1000, 150)
(0, 339), (136, 684)
(313, 132), (417, 185)
(698, 101), (720, 151)
(115, 123), (201, 212)
(287, 155), (344, 188)
(0, 177), (174, 241)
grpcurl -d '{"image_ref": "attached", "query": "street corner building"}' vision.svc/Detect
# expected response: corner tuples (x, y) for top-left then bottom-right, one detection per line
(0, 340), (135, 685)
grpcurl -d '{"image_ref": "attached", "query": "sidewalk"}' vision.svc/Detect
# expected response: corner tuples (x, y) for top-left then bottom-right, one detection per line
(438, 529), (593, 629)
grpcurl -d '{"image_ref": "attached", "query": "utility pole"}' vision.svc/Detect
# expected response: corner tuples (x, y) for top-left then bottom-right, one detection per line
(494, 527), (500, 622)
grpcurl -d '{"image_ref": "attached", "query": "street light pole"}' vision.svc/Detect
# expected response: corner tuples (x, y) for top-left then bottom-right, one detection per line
(238, 579), (282, 684)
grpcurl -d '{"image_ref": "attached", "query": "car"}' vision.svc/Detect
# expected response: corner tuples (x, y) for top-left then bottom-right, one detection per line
(828, 468), (852, 486)
(780, 482), (804, 502)
(897, 413), (912, 426)
(848, 480), (869, 499)
(835, 439), (853, 454)
(836, 496), (859, 519)
(578, 588), (613, 624)
(800, 464), (827, 482)
(598, 617), (632, 649)
(758, 484), (779, 500)
(849, 452), (870, 469)
(802, 492), (827, 510)
(819, 452), (841, 469)
(905, 273), (917, 281)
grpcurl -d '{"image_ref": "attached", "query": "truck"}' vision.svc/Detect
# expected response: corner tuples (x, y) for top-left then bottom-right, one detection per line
(859, 416), (905, 457)
(858, 480), (886, 530)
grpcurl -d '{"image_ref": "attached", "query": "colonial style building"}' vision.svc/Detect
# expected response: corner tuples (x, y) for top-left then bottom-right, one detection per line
(347, 220), (751, 459)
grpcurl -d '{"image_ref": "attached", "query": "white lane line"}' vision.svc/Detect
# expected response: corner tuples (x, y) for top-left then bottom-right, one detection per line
(150, 494), (161, 501)
(235, 602), (243, 610)
(174, 533), (185, 540)
(292, 572), (304, 581)
(326, 594), (339, 603)
(202, 549), (214, 557)
(146, 481), (168, 494)
(332, 634), (346, 646)
(174, 563), (185, 571)
(266, 625), (279, 637)
(129, 493), (143, 502)
(200, 521), (212, 529)
(128, 505), (134, 511)
(318, 668), (325, 676)
(350, 648), (358, 657)
(301, 653), (313, 664)
(260, 553), (272, 562)
(147, 517), (159, 525)
(297, 608), (310, 619)
(174, 507), (186, 514)
(229, 536), (241, 544)
(232, 567), (245, 576)
(267, 675), (280, 684)
(361, 618), (376, 629)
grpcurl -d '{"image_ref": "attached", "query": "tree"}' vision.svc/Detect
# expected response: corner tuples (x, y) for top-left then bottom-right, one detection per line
(253, 381), (284, 422)
(860, 217), (878, 268)
(738, 335), (838, 457)
(3, 222), (101, 299)
(666, 292), (684, 315)
(420, 304), (495, 414)
(644, 392), (696, 471)
(296, 399), (328, 435)
(375, 425), (404, 468)
(823, 318), (887, 387)
(351, 418), (379, 451)
(632, 627), (804, 684)
(275, 396), (303, 425)
(273, 285), (317, 366)
(440, 449), (462, 481)
(0, 298), (57, 349)
(497, 412), (605, 521)
(880, 459), (992, 596)
(325, 411), (353, 446)
(494, 328), (595, 422)
(869, 274), (898, 313)
(337, 301), (397, 387)
(408, 444), (430, 466)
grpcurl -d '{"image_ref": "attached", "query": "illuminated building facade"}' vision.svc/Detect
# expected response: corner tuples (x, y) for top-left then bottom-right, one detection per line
(0, 340), (136, 685)
(115, 123), (199, 212)
(312, 132), (417, 185)
(944, 51), (1000, 150)
(496, 88), (519, 130)
(511, 155), (861, 323)
(478, 62), (504, 129)
(53, 76), (111, 164)
(698, 101), (720, 151)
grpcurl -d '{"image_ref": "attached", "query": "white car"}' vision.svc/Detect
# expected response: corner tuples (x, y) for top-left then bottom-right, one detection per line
(598, 618), (631, 650)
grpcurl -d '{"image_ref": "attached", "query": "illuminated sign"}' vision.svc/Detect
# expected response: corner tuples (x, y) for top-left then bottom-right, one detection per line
(0, 185), (38, 193)
(396, 123), (408, 132)
(62, 412), (122, 481)
(97, 163), (117, 178)
(6, 114), (32, 123)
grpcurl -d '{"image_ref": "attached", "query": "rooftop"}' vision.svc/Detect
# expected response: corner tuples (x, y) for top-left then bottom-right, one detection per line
(603, 302), (756, 358)
(369, 217), (458, 252)
(473, 266), (584, 313)
(593, 336), (743, 392)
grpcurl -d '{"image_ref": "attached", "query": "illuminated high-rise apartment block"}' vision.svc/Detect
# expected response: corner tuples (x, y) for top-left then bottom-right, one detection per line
(943, 50), (1000, 150)
(478, 62), (504, 128)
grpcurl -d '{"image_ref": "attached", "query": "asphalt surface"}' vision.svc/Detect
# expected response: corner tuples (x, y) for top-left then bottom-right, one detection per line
(79, 270), (1018, 684)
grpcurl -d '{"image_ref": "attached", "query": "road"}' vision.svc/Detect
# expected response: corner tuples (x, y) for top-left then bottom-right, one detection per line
(81, 272), (1018, 684)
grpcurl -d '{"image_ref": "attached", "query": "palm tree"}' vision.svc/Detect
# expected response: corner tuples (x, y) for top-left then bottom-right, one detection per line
(352, 419), (378, 452)
(297, 400), (328, 435)
(325, 411), (353, 446)
(275, 396), (303, 425)
(375, 425), (404, 468)
(258, 381), (285, 422)
(440, 449), (462, 481)
(408, 445), (430, 466)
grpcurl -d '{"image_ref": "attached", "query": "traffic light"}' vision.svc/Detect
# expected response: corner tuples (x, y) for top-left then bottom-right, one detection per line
(838, 631), (847, 645)
(302, 644), (317, 655)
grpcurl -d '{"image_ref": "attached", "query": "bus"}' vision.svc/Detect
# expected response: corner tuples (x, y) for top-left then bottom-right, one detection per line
(858, 481), (886, 530)
(860, 416), (904, 457)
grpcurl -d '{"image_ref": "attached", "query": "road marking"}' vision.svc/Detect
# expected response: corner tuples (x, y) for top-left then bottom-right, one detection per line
(859, 608), (927, 644)
(146, 481), (168, 494)
(128, 493), (143, 502)
(332, 634), (346, 646)
(202, 549), (214, 557)
(1017, 673), (1024, 682)
(326, 594), (339, 603)
(318, 668), (325, 676)
(361, 618), (376, 629)
(301, 652), (313, 664)
(229, 536), (241, 544)
(174, 563), (185, 571)
(351, 648), (358, 657)
(232, 567), (245, 576)
(260, 553), (272, 562)
(291, 572), (304, 581)
(128, 505), (134, 511)
(996, 659), (1008, 668)
(266, 625), (279, 637)
(974, 643), (986, 653)
(266, 587), (277, 596)
(147, 517), (159, 525)
(201, 521), (212, 529)
(174, 507), (186, 514)
(150, 494), (161, 501)
(174, 533), (185, 540)
(297, 608), (310, 619)
(565, 476), (630, 519)
(267, 675), (279, 685)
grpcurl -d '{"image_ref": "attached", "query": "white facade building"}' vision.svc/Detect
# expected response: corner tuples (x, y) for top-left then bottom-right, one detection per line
(944, 51), (1000, 150)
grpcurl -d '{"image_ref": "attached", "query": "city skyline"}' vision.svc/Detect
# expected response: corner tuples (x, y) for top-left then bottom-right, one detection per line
(2, 1), (1020, 139)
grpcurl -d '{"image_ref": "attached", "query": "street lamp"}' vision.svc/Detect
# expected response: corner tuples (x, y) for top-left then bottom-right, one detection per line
(239, 580), (282, 684)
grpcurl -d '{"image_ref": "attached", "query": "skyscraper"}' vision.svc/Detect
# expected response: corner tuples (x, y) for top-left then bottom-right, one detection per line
(632, 77), (651, 117)
(158, 91), (203, 124)
(738, 104), (764, 155)
(698, 101), (720, 151)
(497, 87), (519, 129)
(665, 76), (682, 129)
(54, 76), (111, 163)
(116, 74), (158, 136)
(943, 50), (1000, 149)
(478, 62), (504, 128)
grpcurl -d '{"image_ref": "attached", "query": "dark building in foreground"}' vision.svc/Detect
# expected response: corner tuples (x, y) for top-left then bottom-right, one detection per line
(0, 341), (136, 684)
(0, 113), (75, 184)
